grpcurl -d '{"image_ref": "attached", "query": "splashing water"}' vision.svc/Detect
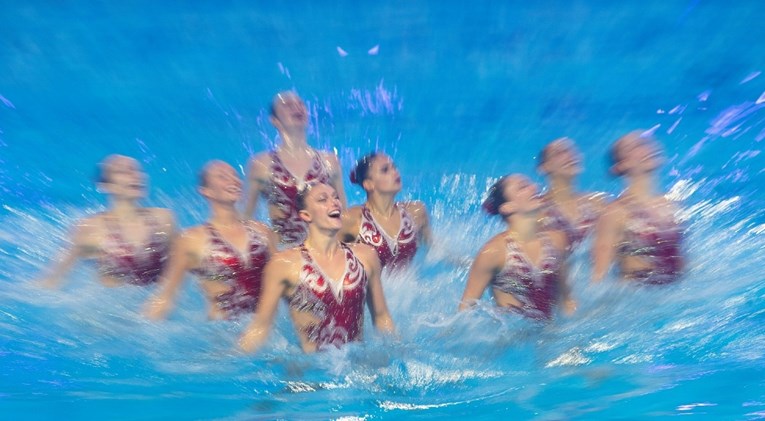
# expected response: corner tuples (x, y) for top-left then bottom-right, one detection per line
(3, 1), (765, 419)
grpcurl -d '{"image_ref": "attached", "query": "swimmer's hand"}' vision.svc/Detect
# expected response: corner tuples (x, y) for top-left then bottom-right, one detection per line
(562, 298), (577, 316)
(238, 327), (267, 354)
(35, 277), (61, 289)
(142, 296), (170, 320)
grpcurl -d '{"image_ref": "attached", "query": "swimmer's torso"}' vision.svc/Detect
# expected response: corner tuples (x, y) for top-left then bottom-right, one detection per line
(491, 234), (562, 320)
(191, 222), (270, 318)
(263, 150), (331, 245)
(357, 203), (417, 270)
(97, 210), (170, 286)
(286, 243), (368, 352)
(539, 195), (599, 247)
(617, 202), (683, 285)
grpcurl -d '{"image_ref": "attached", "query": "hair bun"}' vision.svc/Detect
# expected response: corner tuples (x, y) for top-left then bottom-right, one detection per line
(482, 197), (499, 215)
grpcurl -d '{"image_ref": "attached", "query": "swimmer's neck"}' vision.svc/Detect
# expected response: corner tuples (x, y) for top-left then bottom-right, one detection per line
(546, 177), (577, 202)
(304, 232), (341, 257)
(108, 198), (142, 219)
(278, 129), (309, 150)
(506, 212), (538, 242)
(208, 203), (242, 227)
(366, 194), (397, 218)
(623, 173), (659, 200)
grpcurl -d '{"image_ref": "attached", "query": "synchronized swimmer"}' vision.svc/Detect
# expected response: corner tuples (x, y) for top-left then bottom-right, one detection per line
(36, 90), (686, 354)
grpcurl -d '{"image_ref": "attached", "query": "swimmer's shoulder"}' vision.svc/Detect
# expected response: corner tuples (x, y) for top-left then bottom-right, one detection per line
(247, 152), (273, 178)
(144, 207), (176, 227)
(348, 242), (381, 271)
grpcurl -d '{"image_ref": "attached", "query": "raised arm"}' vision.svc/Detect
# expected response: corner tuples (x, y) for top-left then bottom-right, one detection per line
(592, 204), (624, 283)
(143, 232), (195, 320)
(338, 207), (361, 243)
(458, 239), (503, 311)
(244, 155), (270, 219)
(358, 245), (395, 334)
(324, 153), (348, 209)
(239, 256), (290, 353)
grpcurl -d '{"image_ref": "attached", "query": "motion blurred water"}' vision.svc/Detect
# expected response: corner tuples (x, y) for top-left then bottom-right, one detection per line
(2, 1), (765, 418)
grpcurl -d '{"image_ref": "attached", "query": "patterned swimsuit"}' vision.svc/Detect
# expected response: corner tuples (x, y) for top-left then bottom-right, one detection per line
(98, 211), (170, 285)
(618, 204), (683, 285)
(491, 235), (562, 320)
(540, 197), (599, 247)
(287, 243), (368, 349)
(191, 223), (270, 315)
(357, 203), (417, 270)
(264, 150), (331, 245)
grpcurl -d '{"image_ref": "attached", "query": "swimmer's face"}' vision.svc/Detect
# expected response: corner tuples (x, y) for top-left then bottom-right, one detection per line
(100, 155), (147, 200)
(271, 92), (308, 130)
(540, 138), (582, 178)
(299, 183), (343, 230)
(199, 161), (242, 204)
(364, 154), (402, 194)
(614, 132), (663, 175)
(499, 175), (542, 215)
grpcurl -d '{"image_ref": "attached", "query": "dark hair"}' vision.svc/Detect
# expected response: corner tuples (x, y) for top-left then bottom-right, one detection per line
(295, 182), (319, 212)
(349, 152), (378, 186)
(198, 168), (208, 187)
(607, 141), (622, 176)
(482, 177), (508, 216)
(95, 163), (109, 184)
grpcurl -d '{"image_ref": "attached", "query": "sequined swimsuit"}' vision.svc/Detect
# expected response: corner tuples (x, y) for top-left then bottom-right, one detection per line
(98, 211), (170, 285)
(357, 203), (417, 270)
(617, 204), (683, 285)
(540, 197), (598, 247)
(287, 243), (368, 349)
(264, 150), (331, 245)
(491, 235), (562, 320)
(191, 223), (270, 315)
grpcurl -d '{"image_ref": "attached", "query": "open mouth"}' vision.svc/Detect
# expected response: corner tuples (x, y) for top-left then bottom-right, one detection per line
(328, 209), (341, 219)
(225, 186), (242, 194)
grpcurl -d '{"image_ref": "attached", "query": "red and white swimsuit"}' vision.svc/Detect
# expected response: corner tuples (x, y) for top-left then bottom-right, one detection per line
(287, 243), (368, 349)
(264, 150), (331, 245)
(98, 211), (170, 286)
(357, 203), (417, 270)
(491, 235), (562, 320)
(539, 197), (598, 248)
(191, 223), (270, 316)
(618, 203), (683, 285)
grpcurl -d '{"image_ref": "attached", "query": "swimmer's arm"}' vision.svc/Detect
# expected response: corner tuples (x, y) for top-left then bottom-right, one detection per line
(361, 246), (395, 334)
(143, 234), (195, 320)
(244, 155), (269, 219)
(38, 223), (90, 289)
(549, 230), (576, 314)
(407, 201), (432, 247)
(239, 258), (289, 353)
(325, 153), (348, 209)
(339, 207), (361, 243)
(592, 205), (623, 283)
(458, 240), (503, 311)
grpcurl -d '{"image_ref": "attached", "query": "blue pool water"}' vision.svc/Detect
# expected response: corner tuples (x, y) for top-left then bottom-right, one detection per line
(2, 1), (765, 419)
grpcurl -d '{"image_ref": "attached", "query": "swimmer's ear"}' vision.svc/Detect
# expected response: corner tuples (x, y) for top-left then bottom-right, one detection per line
(362, 178), (374, 192)
(95, 182), (110, 195)
(497, 201), (515, 217)
(197, 185), (211, 198)
(610, 162), (623, 176)
(270, 115), (283, 131)
(298, 209), (312, 223)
